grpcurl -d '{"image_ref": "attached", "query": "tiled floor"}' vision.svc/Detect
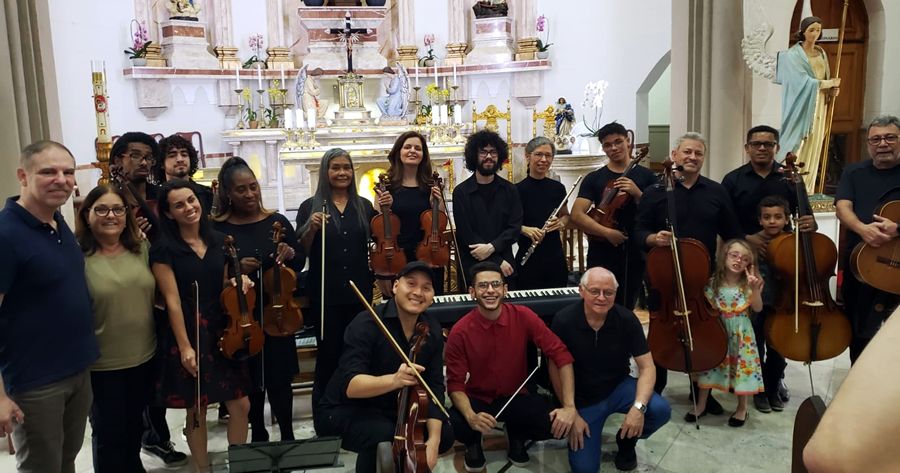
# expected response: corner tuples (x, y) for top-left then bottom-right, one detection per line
(0, 352), (849, 473)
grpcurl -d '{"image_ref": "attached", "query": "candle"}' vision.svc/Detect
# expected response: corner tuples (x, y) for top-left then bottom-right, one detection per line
(235, 65), (240, 89)
(441, 104), (449, 125)
(454, 104), (462, 125)
(256, 63), (262, 90)
(285, 107), (293, 129)
(415, 66), (420, 87)
(430, 106), (436, 124)
(434, 64), (438, 86)
(295, 108), (305, 130)
(280, 64), (285, 86)
(453, 65), (457, 85)
(308, 109), (316, 130)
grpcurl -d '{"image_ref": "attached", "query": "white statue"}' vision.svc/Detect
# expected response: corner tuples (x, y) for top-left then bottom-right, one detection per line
(376, 63), (410, 120)
(295, 65), (326, 125)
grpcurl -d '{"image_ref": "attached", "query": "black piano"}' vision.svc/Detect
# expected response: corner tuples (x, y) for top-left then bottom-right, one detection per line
(427, 287), (581, 327)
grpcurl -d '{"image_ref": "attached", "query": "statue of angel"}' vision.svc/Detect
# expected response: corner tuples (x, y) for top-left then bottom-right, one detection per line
(742, 3), (840, 193)
(295, 65), (324, 126)
(376, 63), (410, 120)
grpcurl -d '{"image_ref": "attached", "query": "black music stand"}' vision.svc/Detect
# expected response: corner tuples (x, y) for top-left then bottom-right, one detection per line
(228, 436), (342, 472)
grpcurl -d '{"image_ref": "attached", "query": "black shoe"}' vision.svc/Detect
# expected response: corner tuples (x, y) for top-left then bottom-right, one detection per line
(728, 410), (749, 427)
(706, 394), (724, 415)
(683, 409), (707, 423)
(615, 430), (639, 471)
(753, 393), (772, 413)
(506, 435), (530, 467)
(778, 379), (791, 402)
(142, 441), (189, 466)
(464, 442), (486, 473)
(769, 394), (785, 412)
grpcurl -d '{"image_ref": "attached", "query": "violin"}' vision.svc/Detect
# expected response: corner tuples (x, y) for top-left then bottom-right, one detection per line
(586, 145), (649, 237)
(393, 322), (430, 473)
(371, 173), (408, 277)
(415, 173), (450, 269)
(219, 235), (265, 361)
(262, 222), (304, 336)
(765, 153), (851, 362)
(645, 159), (728, 373)
(849, 200), (900, 295)
(110, 165), (160, 241)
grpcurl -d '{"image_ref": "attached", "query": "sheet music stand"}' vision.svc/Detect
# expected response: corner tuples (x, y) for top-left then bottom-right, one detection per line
(228, 436), (342, 472)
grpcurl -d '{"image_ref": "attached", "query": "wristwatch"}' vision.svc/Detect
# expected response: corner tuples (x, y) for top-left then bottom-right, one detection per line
(633, 401), (647, 414)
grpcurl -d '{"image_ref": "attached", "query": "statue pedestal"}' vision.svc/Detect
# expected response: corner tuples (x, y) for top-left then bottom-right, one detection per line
(159, 20), (219, 69)
(552, 153), (607, 207)
(466, 17), (515, 65)
(298, 7), (388, 71)
(334, 73), (373, 125)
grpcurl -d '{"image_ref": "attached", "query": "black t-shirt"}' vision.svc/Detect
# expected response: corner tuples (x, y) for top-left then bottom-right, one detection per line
(551, 302), (649, 407)
(390, 185), (431, 253)
(515, 176), (566, 261)
(212, 213), (306, 281)
(835, 160), (900, 251)
(578, 164), (658, 255)
(721, 162), (804, 235)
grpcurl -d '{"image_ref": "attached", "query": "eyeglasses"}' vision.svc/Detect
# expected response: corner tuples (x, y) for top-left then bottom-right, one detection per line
(867, 134), (899, 146)
(531, 152), (554, 159)
(124, 152), (156, 164)
(478, 149), (499, 158)
(474, 280), (504, 290)
(726, 251), (751, 263)
(92, 205), (128, 217)
(584, 287), (616, 299)
(747, 141), (778, 149)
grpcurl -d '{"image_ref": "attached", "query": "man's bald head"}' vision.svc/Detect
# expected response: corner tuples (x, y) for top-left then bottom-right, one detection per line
(579, 267), (619, 289)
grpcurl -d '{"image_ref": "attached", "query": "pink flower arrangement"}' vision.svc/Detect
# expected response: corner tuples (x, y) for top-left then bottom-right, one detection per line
(535, 15), (552, 52)
(124, 19), (151, 59)
(249, 33), (265, 56)
(420, 33), (436, 64)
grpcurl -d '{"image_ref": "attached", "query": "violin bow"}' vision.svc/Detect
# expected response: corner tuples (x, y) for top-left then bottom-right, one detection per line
(348, 280), (450, 418)
(256, 249), (266, 390)
(192, 281), (202, 429)
(320, 201), (327, 340)
(495, 356), (541, 419)
(521, 175), (582, 267)
(439, 183), (467, 289)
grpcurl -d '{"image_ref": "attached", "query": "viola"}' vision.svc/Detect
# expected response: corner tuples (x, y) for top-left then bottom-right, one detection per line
(110, 165), (159, 241)
(849, 200), (900, 295)
(586, 145), (649, 238)
(262, 221), (304, 336)
(219, 235), (265, 360)
(765, 153), (851, 362)
(393, 322), (430, 473)
(371, 173), (408, 277)
(645, 159), (728, 373)
(416, 173), (450, 269)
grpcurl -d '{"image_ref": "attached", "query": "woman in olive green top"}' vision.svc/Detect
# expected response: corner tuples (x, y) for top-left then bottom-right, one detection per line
(76, 184), (156, 473)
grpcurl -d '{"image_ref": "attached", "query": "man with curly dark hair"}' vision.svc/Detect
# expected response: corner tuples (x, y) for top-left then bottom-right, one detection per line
(154, 134), (213, 213)
(452, 129), (523, 287)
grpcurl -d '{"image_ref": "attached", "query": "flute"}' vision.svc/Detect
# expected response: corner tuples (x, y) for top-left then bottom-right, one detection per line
(520, 175), (583, 266)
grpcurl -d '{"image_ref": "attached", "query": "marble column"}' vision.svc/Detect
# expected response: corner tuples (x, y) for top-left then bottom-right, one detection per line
(133, 0), (166, 66)
(396, 0), (419, 67)
(266, 0), (293, 68)
(511, 0), (538, 60)
(445, 0), (468, 65)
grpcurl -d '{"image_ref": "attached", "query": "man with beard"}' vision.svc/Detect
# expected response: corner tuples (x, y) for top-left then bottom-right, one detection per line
(835, 115), (900, 362)
(109, 132), (161, 239)
(570, 122), (657, 309)
(153, 134), (214, 213)
(445, 262), (576, 472)
(452, 130), (523, 287)
(315, 262), (454, 473)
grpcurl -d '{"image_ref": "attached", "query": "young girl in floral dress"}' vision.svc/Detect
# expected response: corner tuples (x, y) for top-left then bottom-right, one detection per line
(685, 239), (765, 427)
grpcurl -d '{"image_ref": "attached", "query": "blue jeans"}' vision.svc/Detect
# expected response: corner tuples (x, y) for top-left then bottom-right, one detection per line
(569, 377), (671, 473)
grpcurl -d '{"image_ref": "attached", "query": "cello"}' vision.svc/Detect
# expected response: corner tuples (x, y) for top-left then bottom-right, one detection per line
(646, 159), (728, 374)
(393, 322), (430, 473)
(415, 173), (450, 269)
(371, 173), (408, 278)
(765, 153), (851, 362)
(586, 146), (649, 235)
(262, 221), (304, 336)
(219, 235), (265, 360)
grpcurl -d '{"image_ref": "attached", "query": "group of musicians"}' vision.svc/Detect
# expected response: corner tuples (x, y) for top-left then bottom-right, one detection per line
(0, 114), (897, 473)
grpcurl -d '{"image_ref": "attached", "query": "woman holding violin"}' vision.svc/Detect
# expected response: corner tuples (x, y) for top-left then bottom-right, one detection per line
(515, 136), (570, 290)
(75, 184), (156, 472)
(151, 179), (253, 472)
(377, 131), (446, 297)
(296, 148), (376, 413)
(212, 157), (304, 442)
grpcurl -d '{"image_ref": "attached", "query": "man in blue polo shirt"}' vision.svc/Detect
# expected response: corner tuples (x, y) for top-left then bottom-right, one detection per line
(0, 141), (99, 473)
(549, 267), (671, 473)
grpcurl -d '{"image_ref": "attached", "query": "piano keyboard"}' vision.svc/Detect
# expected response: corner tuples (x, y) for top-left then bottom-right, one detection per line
(429, 287), (581, 326)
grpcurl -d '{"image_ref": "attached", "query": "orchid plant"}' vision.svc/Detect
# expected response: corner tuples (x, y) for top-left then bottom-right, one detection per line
(536, 15), (552, 52)
(419, 34), (436, 65)
(124, 19), (151, 59)
(243, 33), (265, 68)
(581, 80), (610, 136)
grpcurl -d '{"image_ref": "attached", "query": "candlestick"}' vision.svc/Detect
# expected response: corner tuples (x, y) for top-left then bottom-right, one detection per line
(415, 66), (420, 87)
(235, 65), (240, 89)
(453, 65), (458, 86)
(280, 64), (285, 85)
(234, 89), (246, 129)
(434, 64), (438, 86)
(256, 63), (262, 90)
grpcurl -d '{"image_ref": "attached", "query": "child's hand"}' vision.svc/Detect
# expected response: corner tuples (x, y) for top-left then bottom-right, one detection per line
(746, 265), (764, 293)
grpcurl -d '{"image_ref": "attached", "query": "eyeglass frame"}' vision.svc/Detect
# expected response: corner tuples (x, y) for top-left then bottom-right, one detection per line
(746, 140), (778, 149)
(92, 205), (129, 217)
(866, 134), (899, 146)
(474, 280), (504, 290)
(582, 286), (616, 299)
(122, 151), (157, 165)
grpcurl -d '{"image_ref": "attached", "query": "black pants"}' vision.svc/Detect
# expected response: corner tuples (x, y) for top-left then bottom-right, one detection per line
(843, 271), (899, 364)
(311, 303), (365, 415)
(316, 405), (454, 473)
(449, 392), (553, 446)
(248, 381), (295, 442)
(751, 308), (787, 396)
(91, 360), (154, 473)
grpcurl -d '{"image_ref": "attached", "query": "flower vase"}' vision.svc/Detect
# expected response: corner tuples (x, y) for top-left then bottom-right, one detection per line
(537, 51), (549, 60)
(131, 58), (148, 67)
(422, 58), (435, 67)
(588, 137), (601, 155)
(249, 120), (259, 129)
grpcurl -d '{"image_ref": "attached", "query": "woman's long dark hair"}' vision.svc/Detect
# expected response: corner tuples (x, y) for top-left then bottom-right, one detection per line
(157, 179), (214, 246)
(385, 131), (433, 192)
(297, 148), (370, 237)
(211, 156), (271, 222)
(75, 184), (143, 256)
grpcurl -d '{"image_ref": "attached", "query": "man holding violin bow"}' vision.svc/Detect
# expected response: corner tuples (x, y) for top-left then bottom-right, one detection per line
(315, 261), (454, 473)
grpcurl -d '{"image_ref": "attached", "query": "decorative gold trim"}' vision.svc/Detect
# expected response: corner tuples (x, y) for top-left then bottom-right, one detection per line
(810, 198), (836, 213)
(472, 100), (513, 180)
(397, 45), (419, 67)
(532, 105), (556, 139)
(214, 45), (240, 69)
(516, 37), (539, 61)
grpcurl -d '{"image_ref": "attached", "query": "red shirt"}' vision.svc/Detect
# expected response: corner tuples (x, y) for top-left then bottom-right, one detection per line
(445, 303), (574, 404)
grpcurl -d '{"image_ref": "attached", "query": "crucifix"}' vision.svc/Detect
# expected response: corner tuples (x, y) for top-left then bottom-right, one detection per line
(328, 11), (369, 73)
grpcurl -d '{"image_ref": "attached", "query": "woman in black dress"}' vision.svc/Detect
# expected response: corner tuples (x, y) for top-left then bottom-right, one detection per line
(212, 157), (304, 442)
(151, 179), (253, 471)
(295, 148), (376, 417)
(515, 136), (570, 289)
(378, 131), (446, 297)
